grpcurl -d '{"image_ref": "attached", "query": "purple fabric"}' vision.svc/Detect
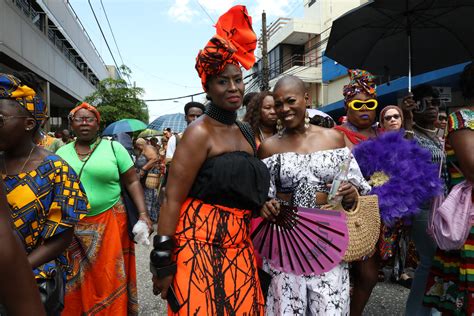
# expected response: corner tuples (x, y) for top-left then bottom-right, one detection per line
(352, 131), (443, 227)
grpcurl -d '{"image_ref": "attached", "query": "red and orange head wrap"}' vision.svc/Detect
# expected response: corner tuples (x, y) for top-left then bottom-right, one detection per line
(195, 5), (257, 91)
(69, 102), (101, 123)
(343, 69), (377, 102)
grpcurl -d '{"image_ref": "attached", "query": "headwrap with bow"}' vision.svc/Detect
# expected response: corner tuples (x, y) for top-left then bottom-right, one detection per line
(195, 5), (257, 91)
(343, 69), (377, 102)
(0, 73), (47, 126)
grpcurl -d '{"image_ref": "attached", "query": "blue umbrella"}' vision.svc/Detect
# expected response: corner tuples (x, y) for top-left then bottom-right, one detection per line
(102, 119), (148, 136)
(148, 113), (187, 133)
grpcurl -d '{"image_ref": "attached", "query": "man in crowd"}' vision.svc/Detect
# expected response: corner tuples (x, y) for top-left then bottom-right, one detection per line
(165, 102), (205, 161)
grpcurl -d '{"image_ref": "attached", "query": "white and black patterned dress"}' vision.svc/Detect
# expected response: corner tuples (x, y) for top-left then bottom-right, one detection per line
(262, 147), (371, 316)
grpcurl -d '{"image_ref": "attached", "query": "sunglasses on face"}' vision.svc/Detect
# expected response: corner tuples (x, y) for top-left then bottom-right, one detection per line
(347, 99), (378, 111)
(414, 98), (441, 113)
(383, 114), (401, 121)
(71, 116), (97, 124)
(438, 115), (447, 121)
(0, 114), (31, 128)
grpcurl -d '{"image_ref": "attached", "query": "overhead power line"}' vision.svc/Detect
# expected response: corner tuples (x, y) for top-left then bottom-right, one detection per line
(88, 0), (122, 77)
(144, 72), (256, 102)
(99, 0), (124, 66)
(194, 0), (215, 25)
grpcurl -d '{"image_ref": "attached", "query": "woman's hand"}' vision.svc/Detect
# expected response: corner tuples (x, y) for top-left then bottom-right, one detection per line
(152, 275), (174, 299)
(328, 182), (358, 208)
(139, 169), (146, 178)
(260, 199), (280, 222)
(338, 182), (358, 208)
(139, 213), (154, 234)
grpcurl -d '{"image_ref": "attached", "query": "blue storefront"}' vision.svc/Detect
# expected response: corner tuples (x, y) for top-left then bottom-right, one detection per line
(320, 56), (470, 119)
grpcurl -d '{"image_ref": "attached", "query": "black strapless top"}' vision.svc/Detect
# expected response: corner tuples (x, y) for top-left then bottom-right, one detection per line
(188, 151), (270, 212)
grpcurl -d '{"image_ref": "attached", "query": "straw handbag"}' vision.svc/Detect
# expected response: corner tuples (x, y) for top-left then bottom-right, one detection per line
(324, 192), (380, 262)
(145, 172), (161, 189)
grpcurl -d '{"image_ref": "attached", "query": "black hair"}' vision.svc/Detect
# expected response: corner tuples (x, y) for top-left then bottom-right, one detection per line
(310, 115), (335, 128)
(460, 62), (474, 99)
(412, 84), (439, 102)
(165, 127), (171, 132)
(243, 92), (258, 107)
(273, 75), (306, 95)
(184, 102), (205, 115)
(243, 91), (274, 134)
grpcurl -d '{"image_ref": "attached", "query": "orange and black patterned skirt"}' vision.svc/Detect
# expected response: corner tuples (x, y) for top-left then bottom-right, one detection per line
(171, 198), (264, 315)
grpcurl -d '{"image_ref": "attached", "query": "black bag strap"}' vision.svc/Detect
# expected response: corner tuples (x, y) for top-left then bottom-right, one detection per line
(77, 138), (101, 179)
(236, 121), (257, 157)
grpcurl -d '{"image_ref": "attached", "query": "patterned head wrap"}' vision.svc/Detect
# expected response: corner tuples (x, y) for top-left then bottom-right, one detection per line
(0, 73), (47, 125)
(195, 5), (257, 91)
(69, 102), (101, 124)
(343, 69), (377, 102)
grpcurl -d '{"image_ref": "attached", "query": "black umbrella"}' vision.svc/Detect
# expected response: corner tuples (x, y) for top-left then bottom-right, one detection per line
(325, 0), (474, 91)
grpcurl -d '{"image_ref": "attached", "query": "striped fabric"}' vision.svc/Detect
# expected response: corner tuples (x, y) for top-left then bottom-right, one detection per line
(423, 109), (474, 315)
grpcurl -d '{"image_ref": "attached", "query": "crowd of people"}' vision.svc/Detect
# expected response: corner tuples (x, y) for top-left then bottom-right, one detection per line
(0, 4), (473, 316)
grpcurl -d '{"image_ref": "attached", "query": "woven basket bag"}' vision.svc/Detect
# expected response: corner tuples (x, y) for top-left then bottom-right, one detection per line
(324, 193), (380, 262)
(145, 173), (161, 189)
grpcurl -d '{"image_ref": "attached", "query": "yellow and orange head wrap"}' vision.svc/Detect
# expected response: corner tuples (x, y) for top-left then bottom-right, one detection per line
(0, 73), (47, 125)
(69, 102), (101, 124)
(195, 5), (257, 91)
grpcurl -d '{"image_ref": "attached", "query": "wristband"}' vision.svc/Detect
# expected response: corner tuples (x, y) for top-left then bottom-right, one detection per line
(150, 262), (177, 278)
(150, 249), (173, 266)
(153, 235), (175, 250)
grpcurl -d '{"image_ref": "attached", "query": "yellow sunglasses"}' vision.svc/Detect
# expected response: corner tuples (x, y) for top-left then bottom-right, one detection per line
(347, 99), (378, 111)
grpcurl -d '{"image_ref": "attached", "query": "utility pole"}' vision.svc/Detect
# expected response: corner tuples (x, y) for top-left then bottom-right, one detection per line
(261, 11), (270, 91)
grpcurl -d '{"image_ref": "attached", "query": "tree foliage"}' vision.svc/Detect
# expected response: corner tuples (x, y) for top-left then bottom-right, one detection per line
(84, 65), (149, 127)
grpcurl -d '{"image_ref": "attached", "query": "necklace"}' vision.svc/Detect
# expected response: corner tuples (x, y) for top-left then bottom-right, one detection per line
(205, 103), (237, 125)
(2, 145), (36, 176)
(74, 138), (100, 161)
(414, 123), (437, 133)
(258, 127), (265, 142)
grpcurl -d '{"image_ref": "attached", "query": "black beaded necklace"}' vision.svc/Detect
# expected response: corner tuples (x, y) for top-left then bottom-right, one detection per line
(205, 103), (237, 125)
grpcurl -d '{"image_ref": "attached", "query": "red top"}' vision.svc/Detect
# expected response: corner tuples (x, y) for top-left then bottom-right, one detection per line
(334, 125), (368, 145)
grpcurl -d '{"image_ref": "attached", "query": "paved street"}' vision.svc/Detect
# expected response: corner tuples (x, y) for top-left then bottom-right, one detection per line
(136, 243), (410, 316)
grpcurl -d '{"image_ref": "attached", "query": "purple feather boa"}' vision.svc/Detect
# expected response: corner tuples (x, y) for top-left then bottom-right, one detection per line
(352, 131), (443, 227)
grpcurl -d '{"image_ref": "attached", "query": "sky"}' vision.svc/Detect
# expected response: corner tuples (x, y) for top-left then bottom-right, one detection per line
(68, 0), (304, 122)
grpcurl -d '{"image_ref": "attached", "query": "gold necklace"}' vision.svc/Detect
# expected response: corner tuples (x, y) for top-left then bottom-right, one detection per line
(2, 146), (36, 175)
(74, 138), (101, 162)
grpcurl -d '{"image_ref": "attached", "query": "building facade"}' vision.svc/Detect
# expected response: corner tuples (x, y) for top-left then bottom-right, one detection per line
(0, 0), (109, 130)
(249, 0), (364, 108)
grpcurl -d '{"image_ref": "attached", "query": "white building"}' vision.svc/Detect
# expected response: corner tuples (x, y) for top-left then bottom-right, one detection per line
(249, 0), (366, 108)
(0, 0), (110, 130)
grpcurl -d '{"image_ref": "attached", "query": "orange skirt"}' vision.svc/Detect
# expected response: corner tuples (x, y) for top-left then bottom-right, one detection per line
(63, 201), (138, 316)
(171, 198), (264, 315)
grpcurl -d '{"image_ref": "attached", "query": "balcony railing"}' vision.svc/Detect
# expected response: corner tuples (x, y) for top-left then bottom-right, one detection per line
(10, 0), (100, 87)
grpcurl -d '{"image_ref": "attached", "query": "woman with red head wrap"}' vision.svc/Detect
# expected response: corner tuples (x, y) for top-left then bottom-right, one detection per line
(152, 6), (268, 315)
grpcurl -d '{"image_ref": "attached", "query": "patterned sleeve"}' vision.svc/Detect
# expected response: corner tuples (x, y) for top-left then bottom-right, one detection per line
(348, 152), (372, 195)
(447, 109), (474, 134)
(262, 155), (277, 199)
(41, 158), (89, 239)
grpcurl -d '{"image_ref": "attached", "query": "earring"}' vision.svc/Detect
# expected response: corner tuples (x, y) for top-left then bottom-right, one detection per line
(276, 119), (284, 138)
(26, 128), (31, 131)
(305, 110), (310, 129)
